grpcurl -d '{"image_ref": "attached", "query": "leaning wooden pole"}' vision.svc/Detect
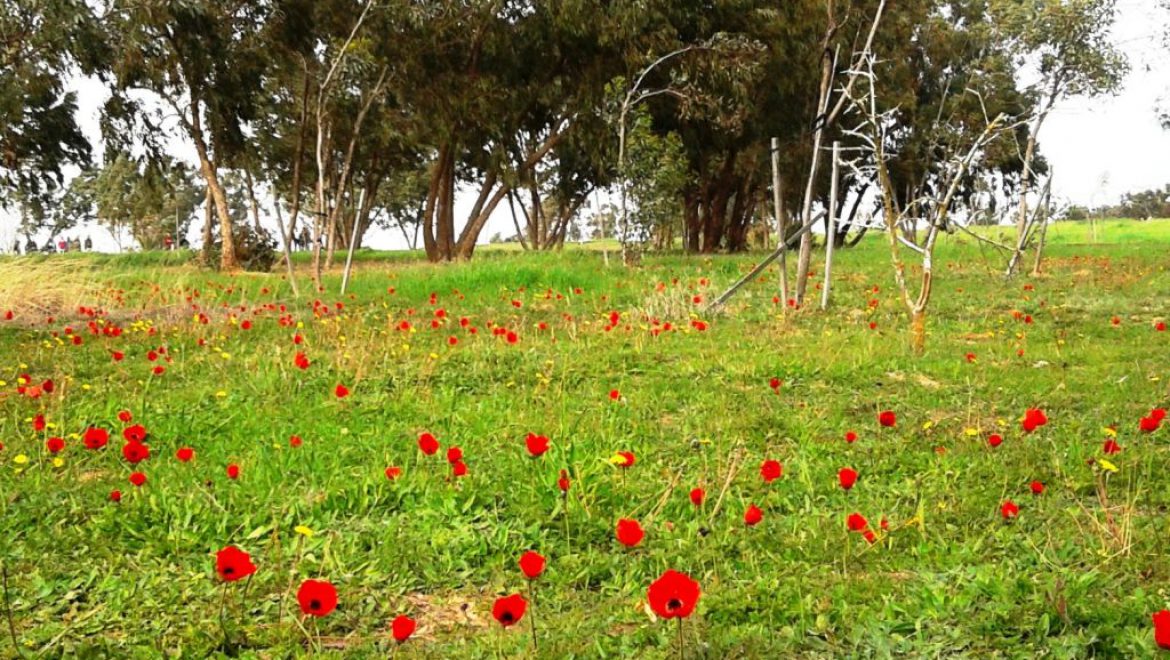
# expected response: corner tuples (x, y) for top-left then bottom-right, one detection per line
(339, 188), (367, 295)
(706, 210), (825, 312)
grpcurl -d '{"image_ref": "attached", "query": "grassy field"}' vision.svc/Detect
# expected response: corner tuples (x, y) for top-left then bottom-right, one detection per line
(0, 219), (1168, 657)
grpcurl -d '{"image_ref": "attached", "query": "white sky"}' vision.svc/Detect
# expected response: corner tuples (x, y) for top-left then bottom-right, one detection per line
(2, 2), (1168, 252)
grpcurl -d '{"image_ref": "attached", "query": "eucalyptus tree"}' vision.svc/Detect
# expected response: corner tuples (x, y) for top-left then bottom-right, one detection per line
(989, 0), (1127, 275)
(104, 0), (284, 270)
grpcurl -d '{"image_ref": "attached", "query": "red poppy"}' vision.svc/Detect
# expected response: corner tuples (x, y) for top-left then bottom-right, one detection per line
(123, 424), (147, 442)
(83, 427), (109, 450)
(491, 594), (527, 627)
(760, 459), (783, 483)
(646, 569), (701, 620)
(294, 352), (310, 369)
(616, 518), (644, 547)
(289, 435), (303, 448)
(518, 550), (546, 579)
(525, 433), (549, 457)
(1153, 408), (1167, 422)
(1153, 609), (1170, 649)
(1157, 321), (1167, 332)
(112, 350), (125, 361)
(1022, 408), (1047, 433)
(226, 464), (240, 480)
(117, 410), (133, 423)
(110, 490), (122, 502)
(878, 410), (896, 427)
(615, 451), (635, 468)
(847, 513), (868, 531)
(452, 460), (468, 477)
(1030, 480), (1045, 495)
(838, 467), (858, 490)
(987, 434), (1003, 448)
(608, 389), (620, 401)
(391, 614), (416, 643)
(863, 530), (877, 544)
(32, 414), (46, 432)
(122, 441), (150, 464)
(965, 352), (976, 363)
(46, 437), (65, 453)
(845, 431), (858, 443)
(557, 469), (570, 492)
(768, 377), (782, 391)
(1000, 500), (1019, 519)
(152, 366), (165, 375)
(446, 447), (463, 464)
(385, 466), (402, 480)
(1102, 439), (1121, 454)
(129, 472), (146, 487)
(689, 488), (705, 507)
(334, 383), (350, 398)
(215, 545), (257, 582)
(744, 504), (763, 526)
(1140, 416), (1161, 433)
(297, 579), (338, 617)
(418, 432), (439, 455)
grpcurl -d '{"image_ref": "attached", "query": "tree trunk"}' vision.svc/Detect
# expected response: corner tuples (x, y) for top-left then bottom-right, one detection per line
(245, 166), (262, 232)
(200, 185), (213, 266)
(188, 102), (237, 270)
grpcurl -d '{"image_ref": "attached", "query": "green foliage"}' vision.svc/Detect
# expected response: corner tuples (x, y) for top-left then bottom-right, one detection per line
(623, 111), (689, 247)
(0, 0), (107, 205)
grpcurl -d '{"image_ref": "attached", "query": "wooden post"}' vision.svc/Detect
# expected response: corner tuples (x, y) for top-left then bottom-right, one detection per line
(771, 137), (788, 305)
(821, 141), (840, 311)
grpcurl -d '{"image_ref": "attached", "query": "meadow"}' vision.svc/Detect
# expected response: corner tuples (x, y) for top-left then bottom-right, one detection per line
(0, 219), (1168, 658)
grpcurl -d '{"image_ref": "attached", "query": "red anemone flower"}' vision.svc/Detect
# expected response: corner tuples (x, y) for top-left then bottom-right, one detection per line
(1022, 408), (1048, 433)
(847, 513), (868, 531)
(1000, 500), (1019, 519)
(391, 615), (416, 643)
(176, 447), (194, 462)
(838, 467), (858, 490)
(491, 594), (527, 627)
(418, 432), (439, 455)
(689, 488), (705, 507)
(83, 427), (109, 450)
(878, 410), (896, 427)
(557, 469), (570, 492)
(1153, 609), (1170, 649)
(215, 546), (257, 582)
(129, 471), (147, 487)
(334, 383), (350, 398)
(988, 434), (1003, 448)
(1030, 480), (1045, 495)
(525, 433), (550, 457)
(845, 431), (858, 443)
(226, 464), (240, 480)
(297, 579), (338, 617)
(446, 447), (463, 464)
(646, 569), (700, 619)
(385, 466), (402, 480)
(122, 441), (150, 464)
(518, 550), (546, 579)
(760, 459), (783, 483)
(744, 504), (763, 526)
(616, 518), (644, 547)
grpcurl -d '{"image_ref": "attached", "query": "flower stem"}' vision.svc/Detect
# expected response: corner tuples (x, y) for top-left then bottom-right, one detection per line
(528, 579), (539, 654)
(2, 562), (24, 659)
(677, 617), (684, 660)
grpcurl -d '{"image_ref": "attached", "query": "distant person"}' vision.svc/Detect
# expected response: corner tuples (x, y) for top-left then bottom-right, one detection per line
(11, 240), (19, 255)
(84, 236), (93, 251)
(298, 227), (310, 251)
(164, 235), (174, 250)
(25, 239), (37, 253)
(179, 237), (190, 249)
(57, 238), (67, 253)
(70, 237), (81, 252)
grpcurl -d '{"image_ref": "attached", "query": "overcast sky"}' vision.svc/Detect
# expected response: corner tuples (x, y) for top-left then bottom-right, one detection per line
(2, 2), (1168, 252)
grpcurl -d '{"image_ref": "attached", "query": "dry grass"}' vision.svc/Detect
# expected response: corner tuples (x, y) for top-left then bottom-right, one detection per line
(0, 258), (96, 319)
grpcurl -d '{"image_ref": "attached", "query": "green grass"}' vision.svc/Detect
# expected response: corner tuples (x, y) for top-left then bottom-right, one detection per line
(0, 219), (1167, 657)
